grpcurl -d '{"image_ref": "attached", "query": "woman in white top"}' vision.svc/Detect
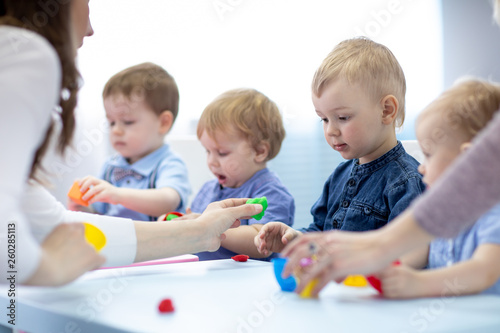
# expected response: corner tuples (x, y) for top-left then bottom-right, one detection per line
(0, 0), (262, 286)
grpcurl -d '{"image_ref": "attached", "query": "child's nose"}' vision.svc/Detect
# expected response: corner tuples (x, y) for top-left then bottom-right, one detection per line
(111, 124), (124, 135)
(326, 122), (340, 137)
(207, 154), (219, 167)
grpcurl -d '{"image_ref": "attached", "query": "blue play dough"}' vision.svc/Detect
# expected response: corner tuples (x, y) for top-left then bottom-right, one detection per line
(271, 258), (297, 292)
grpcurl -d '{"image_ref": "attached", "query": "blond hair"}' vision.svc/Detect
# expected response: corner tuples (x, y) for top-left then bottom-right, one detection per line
(103, 62), (179, 120)
(197, 89), (285, 161)
(422, 78), (500, 141)
(312, 37), (406, 128)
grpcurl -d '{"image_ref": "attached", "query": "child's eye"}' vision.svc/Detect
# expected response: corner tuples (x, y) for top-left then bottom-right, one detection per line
(108, 121), (115, 127)
(319, 118), (328, 123)
(124, 120), (135, 125)
(338, 116), (350, 121)
(218, 151), (229, 157)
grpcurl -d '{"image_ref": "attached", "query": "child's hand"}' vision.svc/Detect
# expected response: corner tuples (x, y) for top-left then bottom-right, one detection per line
(378, 264), (425, 299)
(176, 208), (201, 221)
(176, 212), (201, 221)
(158, 208), (201, 221)
(67, 198), (83, 211)
(67, 198), (93, 213)
(79, 176), (119, 205)
(254, 222), (300, 256)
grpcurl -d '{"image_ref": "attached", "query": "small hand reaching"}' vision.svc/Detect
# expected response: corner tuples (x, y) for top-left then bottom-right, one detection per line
(254, 222), (301, 256)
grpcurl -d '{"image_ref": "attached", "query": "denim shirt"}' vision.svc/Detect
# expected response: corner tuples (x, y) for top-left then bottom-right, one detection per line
(301, 141), (425, 233)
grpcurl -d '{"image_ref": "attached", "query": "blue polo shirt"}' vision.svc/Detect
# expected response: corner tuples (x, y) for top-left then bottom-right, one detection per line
(92, 144), (191, 221)
(191, 168), (295, 261)
(302, 141), (425, 233)
(429, 203), (500, 295)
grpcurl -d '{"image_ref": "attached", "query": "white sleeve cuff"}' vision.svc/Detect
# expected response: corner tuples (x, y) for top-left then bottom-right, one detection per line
(62, 211), (137, 267)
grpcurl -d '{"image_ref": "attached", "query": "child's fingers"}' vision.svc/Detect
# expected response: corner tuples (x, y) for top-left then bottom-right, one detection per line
(80, 177), (99, 193)
(83, 184), (103, 202)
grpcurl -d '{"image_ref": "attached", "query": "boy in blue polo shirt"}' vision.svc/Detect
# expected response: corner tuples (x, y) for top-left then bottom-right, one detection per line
(69, 62), (190, 221)
(178, 88), (295, 261)
(255, 38), (425, 256)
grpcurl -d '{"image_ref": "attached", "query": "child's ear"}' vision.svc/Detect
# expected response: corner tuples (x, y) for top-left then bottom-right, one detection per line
(460, 142), (472, 152)
(254, 141), (270, 163)
(380, 95), (399, 125)
(158, 110), (174, 135)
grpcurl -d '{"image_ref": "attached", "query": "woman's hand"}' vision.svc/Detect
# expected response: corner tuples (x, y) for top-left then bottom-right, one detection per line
(281, 230), (392, 297)
(281, 210), (434, 297)
(25, 223), (105, 286)
(196, 198), (263, 252)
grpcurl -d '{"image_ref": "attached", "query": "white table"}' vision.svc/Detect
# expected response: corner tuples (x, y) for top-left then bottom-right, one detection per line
(1, 259), (500, 333)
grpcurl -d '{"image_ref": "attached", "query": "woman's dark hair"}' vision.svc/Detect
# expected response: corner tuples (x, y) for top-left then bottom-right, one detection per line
(0, 2), (6, 17)
(0, 0), (80, 179)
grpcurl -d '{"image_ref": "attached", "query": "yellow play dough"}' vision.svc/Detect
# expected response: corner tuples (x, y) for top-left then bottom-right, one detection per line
(83, 222), (106, 251)
(343, 275), (368, 287)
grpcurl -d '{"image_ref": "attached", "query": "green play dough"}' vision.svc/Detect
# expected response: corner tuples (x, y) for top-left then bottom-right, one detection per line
(246, 196), (268, 220)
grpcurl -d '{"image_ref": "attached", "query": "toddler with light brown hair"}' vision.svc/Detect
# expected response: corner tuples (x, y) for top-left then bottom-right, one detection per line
(184, 88), (295, 261)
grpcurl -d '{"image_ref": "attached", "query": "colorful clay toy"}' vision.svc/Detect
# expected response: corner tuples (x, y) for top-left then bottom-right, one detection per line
(164, 212), (183, 221)
(246, 196), (268, 220)
(83, 222), (106, 252)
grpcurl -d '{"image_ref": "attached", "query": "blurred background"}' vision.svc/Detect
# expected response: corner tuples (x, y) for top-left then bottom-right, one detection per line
(48, 0), (500, 229)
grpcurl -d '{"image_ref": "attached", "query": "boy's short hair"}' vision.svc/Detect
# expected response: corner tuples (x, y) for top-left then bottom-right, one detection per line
(196, 88), (285, 161)
(424, 78), (500, 141)
(312, 37), (406, 128)
(103, 62), (179, 121)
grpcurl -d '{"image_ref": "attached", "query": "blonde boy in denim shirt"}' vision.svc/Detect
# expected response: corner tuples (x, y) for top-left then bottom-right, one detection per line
(255, 37), (425, 256)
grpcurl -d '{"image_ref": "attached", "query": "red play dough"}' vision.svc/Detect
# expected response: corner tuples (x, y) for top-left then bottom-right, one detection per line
(231, 254), (249, 262)
(366, 260), (401, 294)
(158, 299), (175, 313)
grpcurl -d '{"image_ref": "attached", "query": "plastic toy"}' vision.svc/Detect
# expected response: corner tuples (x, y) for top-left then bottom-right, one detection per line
(272, 257), (319, 298)
(158, 298), (175, 313)
(366, 260), (401, 294)
(246, 196), (268, 220)
(163, 212), (183, 221)
(67, 181), (89, 207)
(271, 258), (297, 292)
(299, 278), (319, 298)
(231, 254), (249, 262)
(83, 222), (106, 251)
(343, 275), (368, 287)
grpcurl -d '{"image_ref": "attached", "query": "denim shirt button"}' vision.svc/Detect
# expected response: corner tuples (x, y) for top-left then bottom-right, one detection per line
(348, 179), (356, 186)
(364, 207), (371, 215)
(342, 201), (349, 208)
